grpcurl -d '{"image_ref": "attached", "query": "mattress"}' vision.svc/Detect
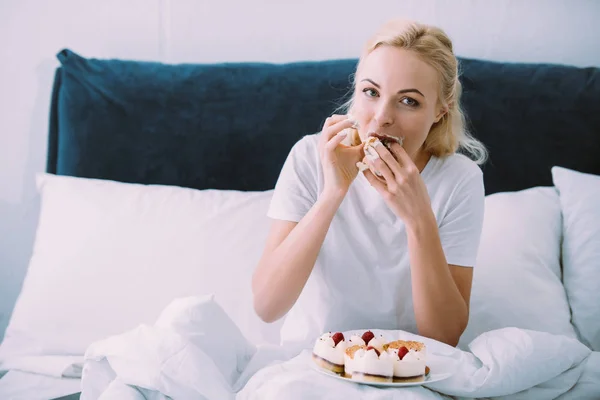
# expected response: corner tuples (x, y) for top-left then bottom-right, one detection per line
(0, 370), (81, 400)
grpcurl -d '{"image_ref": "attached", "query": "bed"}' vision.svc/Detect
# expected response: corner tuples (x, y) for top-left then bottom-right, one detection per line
(0, 48), (599, 399)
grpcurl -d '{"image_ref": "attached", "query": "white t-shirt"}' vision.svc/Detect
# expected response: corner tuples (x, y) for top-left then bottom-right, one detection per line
(267, 133), (485, 349)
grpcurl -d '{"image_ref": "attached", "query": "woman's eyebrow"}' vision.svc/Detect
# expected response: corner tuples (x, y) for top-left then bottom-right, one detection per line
(361, 78), (425, 98)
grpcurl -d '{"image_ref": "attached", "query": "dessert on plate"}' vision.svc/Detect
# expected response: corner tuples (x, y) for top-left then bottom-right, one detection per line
(350, 345), (395, 383)
(312, 332), (347, 374)
(313, 330), (431, 384)
(384, 340), (429, 382)
(343, 343), (366, 377)
(343, 329), (388, 376)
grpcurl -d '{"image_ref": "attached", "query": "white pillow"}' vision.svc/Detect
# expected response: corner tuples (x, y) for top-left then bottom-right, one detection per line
(0, 173), (283, 364)
(458, 187), (577, 349)
(552, 166), (600, 351)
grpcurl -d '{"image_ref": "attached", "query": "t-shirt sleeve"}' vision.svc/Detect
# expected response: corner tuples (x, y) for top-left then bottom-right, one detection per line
(267, 136), (320, 222)
(439, 167), (485, 267)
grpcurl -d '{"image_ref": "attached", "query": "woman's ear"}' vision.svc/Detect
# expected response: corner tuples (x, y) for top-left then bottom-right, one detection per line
(435, 104), (450, 123)
(434, 110), (446, 123)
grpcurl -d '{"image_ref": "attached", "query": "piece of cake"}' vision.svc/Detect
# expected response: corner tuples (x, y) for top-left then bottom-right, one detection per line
(384, 340), (428, 382)
(344, 331), (386, 378)
(343, 344), (365, 377)
(312, 332), (347, 374)
(351, 345), (394, 383)
(356, 134), (405, 175)
(340, 127), (362, 147)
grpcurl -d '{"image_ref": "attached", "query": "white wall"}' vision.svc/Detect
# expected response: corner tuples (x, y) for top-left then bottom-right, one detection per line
(1, 0), (599, 339)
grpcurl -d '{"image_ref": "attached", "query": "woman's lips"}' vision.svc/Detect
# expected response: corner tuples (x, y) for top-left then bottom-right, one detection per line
(367, 132), (404, 146)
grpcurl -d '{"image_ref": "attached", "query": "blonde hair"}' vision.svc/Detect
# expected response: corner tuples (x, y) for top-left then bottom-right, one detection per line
(340, 19), (488, 165)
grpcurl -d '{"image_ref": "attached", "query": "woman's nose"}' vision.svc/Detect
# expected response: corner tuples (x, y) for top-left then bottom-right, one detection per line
(374, 103), (394, 128)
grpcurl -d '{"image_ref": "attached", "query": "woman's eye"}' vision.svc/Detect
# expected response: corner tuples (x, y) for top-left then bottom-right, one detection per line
(362, 88), (378, 97)
(401, 97), (419, 107)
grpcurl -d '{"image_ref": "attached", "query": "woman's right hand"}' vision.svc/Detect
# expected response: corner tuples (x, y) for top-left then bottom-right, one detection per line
(318, 114), (365, 197)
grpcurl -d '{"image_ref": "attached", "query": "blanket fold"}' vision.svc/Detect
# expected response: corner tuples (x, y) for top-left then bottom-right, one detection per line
(80, 295), (592, 400)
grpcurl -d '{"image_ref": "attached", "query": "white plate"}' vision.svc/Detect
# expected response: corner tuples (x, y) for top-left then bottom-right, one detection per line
(311, 360), (453, 388)
(311, 329), (457, 388)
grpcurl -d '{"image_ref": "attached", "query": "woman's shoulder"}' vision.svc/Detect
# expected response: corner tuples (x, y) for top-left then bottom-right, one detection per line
(288, 132), (321, 155)
(433, 152), (483, 181)
(426, 152), (484, 197)
(283, 132), (322, 171)
(276, 132), (322, 183)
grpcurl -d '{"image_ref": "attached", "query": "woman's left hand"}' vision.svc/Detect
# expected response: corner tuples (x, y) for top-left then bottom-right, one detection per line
(362, 141), (433, 226)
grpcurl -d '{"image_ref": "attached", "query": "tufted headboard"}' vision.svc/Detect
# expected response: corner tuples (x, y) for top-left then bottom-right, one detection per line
(47, 49), (600, 194)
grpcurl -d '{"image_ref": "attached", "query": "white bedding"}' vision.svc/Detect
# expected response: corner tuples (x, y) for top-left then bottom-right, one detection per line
(0, 370), (81, 400)
(71, 295), (596, 400)
(2, 176), (600, 399)
(556, 350), (600, 399)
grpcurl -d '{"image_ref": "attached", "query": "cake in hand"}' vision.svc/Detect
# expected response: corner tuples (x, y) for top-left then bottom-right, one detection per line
(351, 345), (394, 383)
(384, 340), (428, 382)
(356, 134), (405, 175)
(312, 332), (347, 374)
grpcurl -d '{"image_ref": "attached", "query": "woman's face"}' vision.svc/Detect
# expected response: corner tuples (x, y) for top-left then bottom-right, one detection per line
(352, 46), (445, 160)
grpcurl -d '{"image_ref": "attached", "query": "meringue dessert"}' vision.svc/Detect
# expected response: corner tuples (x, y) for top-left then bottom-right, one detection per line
(343, 344), (365, 377)
(313, 331), (430, 383)
(312, 332), (347, 374)
(344, 330), (388, 378)
(384, 340), (428, 382)
(356, 134), (405, 175)
(350, 345), (395, 383)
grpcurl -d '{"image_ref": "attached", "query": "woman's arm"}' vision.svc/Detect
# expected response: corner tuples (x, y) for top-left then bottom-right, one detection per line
(252, 114), (365, 323)
(362, 141), (480, 347)
(406, 211), (471, 347)
(251, 189), (345, 323)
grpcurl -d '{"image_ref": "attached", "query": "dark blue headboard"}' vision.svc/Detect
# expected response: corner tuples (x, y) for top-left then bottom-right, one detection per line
(47, 49), (600, 194)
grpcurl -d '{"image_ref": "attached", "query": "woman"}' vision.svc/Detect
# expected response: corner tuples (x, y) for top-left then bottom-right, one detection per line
(251, 18), (487, 349)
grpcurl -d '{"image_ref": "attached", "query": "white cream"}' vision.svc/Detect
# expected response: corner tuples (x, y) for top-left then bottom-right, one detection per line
(388, 348), (426, 378)
(347, 335), (366, 346)
(366, 336), (385, 353)
(402, 349), (424, 361)
(352, 348), (394, 378)
(313, 333), (346, 365)
(344, 352), (357, 375)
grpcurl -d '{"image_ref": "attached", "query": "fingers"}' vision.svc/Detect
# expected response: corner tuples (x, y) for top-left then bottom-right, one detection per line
(365, 149), (395, 185)
(388, 142), (415, 171)
(323, 114), (347, 128)
(321, 115), (354, 142)
(325, 128), (352, 152)
(363, 169), (387, 193)
(371, 141), (403, 177)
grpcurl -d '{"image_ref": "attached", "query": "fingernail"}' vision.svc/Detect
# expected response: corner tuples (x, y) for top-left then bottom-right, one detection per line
(338, 130), (348, 137)
(356, 162), (369, 172)
(366, 153), (379, 162)
(366, 147), (379, 159)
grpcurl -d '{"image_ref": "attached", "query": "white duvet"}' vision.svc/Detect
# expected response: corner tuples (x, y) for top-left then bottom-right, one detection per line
(78, 295), (594, 400)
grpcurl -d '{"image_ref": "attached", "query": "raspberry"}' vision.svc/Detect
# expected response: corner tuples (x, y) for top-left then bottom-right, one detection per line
(331, 332), (344, 346)
(366, 346), (380, 357)
(361, 330), (375, 345)
(398, 346), (409, 360)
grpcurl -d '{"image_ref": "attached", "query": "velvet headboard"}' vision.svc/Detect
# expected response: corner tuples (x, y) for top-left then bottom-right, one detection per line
(47, 49), (600, 195)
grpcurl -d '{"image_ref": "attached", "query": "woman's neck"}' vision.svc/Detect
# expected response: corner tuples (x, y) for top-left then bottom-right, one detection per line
(415, 150), (433, 173)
